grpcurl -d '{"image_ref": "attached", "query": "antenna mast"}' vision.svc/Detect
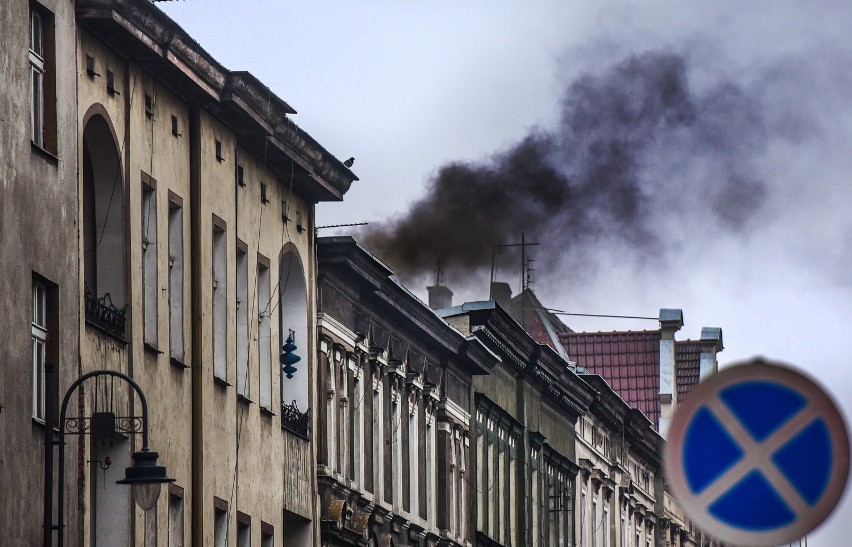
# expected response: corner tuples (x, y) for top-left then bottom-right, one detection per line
(490, 233), (539, 295)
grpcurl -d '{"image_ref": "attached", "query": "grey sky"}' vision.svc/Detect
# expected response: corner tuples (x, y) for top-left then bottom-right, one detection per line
(160, 2), (852, 543)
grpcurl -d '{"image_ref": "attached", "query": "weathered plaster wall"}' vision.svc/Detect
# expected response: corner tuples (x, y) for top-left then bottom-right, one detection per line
(0, 0), (80, 543)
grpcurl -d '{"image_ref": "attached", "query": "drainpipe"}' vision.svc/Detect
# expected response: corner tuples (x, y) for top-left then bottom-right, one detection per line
(699, 327), (723, 381)
(658, 309), (683, 438)
(189, 105), (204, 547)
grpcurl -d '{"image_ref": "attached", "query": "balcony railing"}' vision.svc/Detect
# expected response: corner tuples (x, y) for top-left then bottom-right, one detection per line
(84, 286), (127, 340)
(281, 400), (310, 439)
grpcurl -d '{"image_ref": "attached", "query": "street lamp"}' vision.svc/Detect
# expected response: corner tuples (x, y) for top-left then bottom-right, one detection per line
(118, 447), (174, 510)
(43, 368), (173, 546)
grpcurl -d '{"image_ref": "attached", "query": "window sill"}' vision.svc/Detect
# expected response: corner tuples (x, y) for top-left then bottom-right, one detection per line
(213, 375), (231, 389)
(32, 416), (60, 434)
(237, 394), (254, 406)
(85, 321), (128, 345)
(31, 141), (60, 164)
(260, 406), (276, 418)
(170, 356), (189, 369)
(281, 423), (310, 441)
(144, 342), (164, 356)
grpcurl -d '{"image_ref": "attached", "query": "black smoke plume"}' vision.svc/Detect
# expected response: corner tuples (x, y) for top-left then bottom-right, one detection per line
(359, 50), (793, 291)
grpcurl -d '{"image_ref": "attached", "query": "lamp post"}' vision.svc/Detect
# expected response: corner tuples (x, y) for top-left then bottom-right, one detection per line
(43, 368), (173, 546)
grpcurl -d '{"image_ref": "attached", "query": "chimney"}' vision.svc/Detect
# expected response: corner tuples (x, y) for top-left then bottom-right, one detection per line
(699, 327), (723, 381)
(490, 282), (512, 311)
(427, 285), (453, 310)
(658, 308), (683, 438)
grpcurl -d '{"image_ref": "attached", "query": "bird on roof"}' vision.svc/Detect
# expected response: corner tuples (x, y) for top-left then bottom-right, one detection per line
(343, 157), (355, 168)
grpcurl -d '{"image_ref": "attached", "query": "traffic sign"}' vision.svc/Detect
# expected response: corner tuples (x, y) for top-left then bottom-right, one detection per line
(664, 358), (850, 546)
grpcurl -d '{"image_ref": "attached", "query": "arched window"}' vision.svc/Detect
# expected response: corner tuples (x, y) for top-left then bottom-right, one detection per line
(82, 113), (126, 338)
(279, 248), (308, 433)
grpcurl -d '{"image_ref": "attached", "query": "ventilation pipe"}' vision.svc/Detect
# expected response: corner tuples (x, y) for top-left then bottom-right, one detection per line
(658, 308), (683, 438)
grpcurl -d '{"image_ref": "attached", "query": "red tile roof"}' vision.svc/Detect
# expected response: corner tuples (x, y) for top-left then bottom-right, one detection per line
(509, 289), (572, 354)
(561, 332), (705, 430)
(676, 340), (702, 402)
(561, 331), (662, 427)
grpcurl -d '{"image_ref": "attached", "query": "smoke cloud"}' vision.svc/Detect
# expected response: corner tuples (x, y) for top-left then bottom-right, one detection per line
(358, 50), (800, 291)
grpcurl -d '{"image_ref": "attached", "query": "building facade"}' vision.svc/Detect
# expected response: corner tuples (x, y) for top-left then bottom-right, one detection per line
(315, 237), (498, 546)
(437, 300), (597, 547)
(1, 0), (81, 542)
(4, 0), (357, 545)
(1, 2), (757, 546)
(74, 1), (356, 544)
(575, 374), (664, 547)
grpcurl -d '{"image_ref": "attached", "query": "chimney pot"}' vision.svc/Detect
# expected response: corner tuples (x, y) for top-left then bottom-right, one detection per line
(699, 327), (723, 380)
(490, 282), (512, 311)
(426, 285), (453, 310)
(659, 308), (684, 331)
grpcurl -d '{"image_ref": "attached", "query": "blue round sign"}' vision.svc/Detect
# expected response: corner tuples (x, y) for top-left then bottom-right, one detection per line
(664, 359), (850, 546)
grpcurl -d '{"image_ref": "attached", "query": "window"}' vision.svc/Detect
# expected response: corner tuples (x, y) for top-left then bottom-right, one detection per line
(169, 488), (184, 547)
(279, 249), (309, 419)
(30, 10), (44, 146)
(212, 219), (227, 382)
(237, 512), (251, 547)
(581, 487), (588, 547)
(236, 246), (248, 397)
(32, 281), (48, 420)
(145, 94), (154, 118)
(592, 494), (599, 547)
(30, 4), (55, 152)
(258, 259), (272, 409)
(107, 70), (119, 96)
(261, 522), (273, 547)
(169, 198), (185, 362)
(145, 505), (157, 547)
(142, 180), (158, 346)
(83, 115), (126, 338)
(214, 498), (228, 547)
(215, 139), (224, 161)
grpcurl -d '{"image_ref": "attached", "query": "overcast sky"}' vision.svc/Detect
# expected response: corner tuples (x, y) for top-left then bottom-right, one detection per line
(160, 2), (851, 543)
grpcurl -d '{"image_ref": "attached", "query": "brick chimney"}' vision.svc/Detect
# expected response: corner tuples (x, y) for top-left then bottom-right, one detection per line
(427, 284), (453, 310)
(490, 282), (512, 311)
(658, 308), (683, 438)
(699, 327), (723, 381)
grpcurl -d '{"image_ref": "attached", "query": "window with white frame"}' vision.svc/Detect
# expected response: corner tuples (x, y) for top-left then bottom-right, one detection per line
(168, 199), (184, 362)
(32, 280), (48, 420)
(30, 9), (44, 148)
(258, 260), (272, 409)
(592, 492), (599, 547)
(581, 485), (588, 547)
(30, 7), (45, 148)
(142, 182), (158, 346)
(29, 3), (57, 153)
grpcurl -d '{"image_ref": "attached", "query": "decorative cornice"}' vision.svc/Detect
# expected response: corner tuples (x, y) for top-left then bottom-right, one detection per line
(76, 0), (357, 202)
